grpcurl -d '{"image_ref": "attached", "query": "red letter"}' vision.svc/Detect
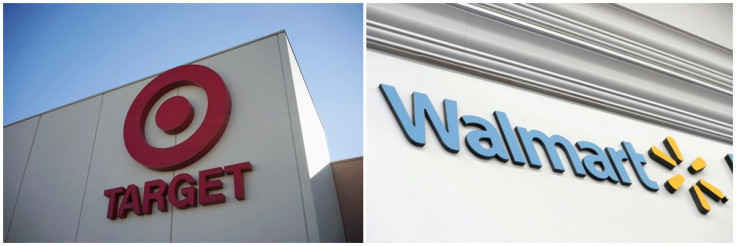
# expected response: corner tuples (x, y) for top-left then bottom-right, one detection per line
(199, 167), (225, 206)
(224, 162), (253, 200)
(143, 179), (168, 214)
(169, 173), (197, 209)
(117, 184), (143, 219)
(103, 187), (125, 220)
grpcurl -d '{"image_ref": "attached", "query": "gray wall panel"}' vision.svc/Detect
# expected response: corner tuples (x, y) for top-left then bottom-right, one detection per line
(6, 96), (102, 242)
(76, 80), (174, 242)
(3, 116), (40, 241)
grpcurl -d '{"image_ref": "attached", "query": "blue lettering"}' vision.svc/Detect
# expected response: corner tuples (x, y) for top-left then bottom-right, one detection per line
(379, 84), (460, 153)
(622, 141), (659, 192)
(460, 115), (509, 161)
(379, 84), (662, 191)
(494, 111), (526, 165)
(514, 127), (586, 177)
(605, 147), (632, 186)
(576, 141), (619, 183)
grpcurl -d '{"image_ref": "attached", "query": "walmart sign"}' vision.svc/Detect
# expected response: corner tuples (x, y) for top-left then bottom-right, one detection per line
(379, 83), (730, 214)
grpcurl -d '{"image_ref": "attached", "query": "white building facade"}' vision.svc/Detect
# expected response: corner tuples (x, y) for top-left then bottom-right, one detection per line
(366, 3), (733, 242)
(4, 31), (345, 242)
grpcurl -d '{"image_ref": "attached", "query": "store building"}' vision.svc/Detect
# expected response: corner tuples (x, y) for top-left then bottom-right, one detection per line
(366, 3), (732, 242)
(4, 31), (358, 242)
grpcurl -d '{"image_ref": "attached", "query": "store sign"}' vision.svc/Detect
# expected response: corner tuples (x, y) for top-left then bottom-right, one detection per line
(379, 83), (730, 214)
(104, 65), (253, 220)
(123, 64), (231, 171)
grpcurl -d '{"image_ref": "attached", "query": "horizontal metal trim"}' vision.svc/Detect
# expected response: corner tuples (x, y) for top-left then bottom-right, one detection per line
(608, 3), (732, 54)
(459, 3), (732, 95)
(366, 3), (732, 143)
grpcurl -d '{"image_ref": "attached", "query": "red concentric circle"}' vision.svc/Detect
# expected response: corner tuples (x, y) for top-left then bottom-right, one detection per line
(156, 96), (194, 135)
(124, 64), (231, 171)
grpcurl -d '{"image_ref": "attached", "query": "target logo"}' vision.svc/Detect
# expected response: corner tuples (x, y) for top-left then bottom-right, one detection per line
(108, 65), (252, 220)
(124, 64), (231, 171)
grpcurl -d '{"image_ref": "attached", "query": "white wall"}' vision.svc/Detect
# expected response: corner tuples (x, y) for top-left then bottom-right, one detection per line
(366, 4), (732, 242)
(279, 35), (345, 242)
(3, 31), (333, 242)
(365, 50), (733, 242)
(619, 3), (732, 49)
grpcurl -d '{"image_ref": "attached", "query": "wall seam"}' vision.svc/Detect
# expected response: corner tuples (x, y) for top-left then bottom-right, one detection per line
(277, 34), (312, 242)
(74, 95), (105, 242)
(170, 88), (179, 243)
(5, 116), (41, 243)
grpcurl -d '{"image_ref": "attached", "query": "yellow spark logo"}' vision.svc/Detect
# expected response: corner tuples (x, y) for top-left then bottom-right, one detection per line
(648, 137), (728, 214)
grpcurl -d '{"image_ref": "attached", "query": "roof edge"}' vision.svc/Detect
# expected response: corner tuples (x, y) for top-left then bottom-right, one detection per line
(330, 156), (363, 165)
(5, 30), (287, 128)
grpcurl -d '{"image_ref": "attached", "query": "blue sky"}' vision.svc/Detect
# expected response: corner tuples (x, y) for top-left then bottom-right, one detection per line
(4, 4), (363, 161)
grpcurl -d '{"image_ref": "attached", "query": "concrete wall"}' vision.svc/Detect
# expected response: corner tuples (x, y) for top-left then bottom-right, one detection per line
(3, 31), (337, 243)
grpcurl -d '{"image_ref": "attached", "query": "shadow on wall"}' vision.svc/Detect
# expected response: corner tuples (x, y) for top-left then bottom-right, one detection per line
(311, 157), (363, 243)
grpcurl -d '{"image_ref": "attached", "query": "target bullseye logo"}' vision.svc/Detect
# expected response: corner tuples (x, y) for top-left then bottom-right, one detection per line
(124, 64), (231, 171)
(108, 65), (252, 220)
(156, 96), (194, 134)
